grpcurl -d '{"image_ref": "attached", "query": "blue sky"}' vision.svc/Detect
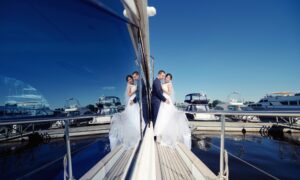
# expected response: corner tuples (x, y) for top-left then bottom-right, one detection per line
(149, 0), (300, 102)
(1, 0), (299, 108)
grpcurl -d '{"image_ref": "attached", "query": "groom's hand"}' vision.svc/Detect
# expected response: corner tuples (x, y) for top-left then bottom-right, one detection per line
(165, 99), (170, 104)
(130, 100), (134, 105)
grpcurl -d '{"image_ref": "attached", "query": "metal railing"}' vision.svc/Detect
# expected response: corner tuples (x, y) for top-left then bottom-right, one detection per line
(0, 114), (109, 180)
(219, 114), (226, 180)
(1, 111), (300, 179)
(210, 111), (300, 180)
(0, 114), (105, 126)
(202, 110), (300, 117)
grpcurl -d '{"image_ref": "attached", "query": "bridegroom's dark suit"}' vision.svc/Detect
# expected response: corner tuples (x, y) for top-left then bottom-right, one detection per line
(151, 78), (166, 125)
(132, 79), (148, 124)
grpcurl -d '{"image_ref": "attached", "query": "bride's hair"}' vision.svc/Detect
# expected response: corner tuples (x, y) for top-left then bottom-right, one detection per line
(126, 75), (133, 82)
(166, 73), (173, 80)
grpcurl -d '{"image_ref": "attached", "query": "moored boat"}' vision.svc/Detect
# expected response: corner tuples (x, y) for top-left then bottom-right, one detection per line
(184, 93), (220, 121)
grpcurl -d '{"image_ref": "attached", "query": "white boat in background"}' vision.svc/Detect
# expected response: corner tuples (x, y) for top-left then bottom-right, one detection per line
(64, 98), (91, 116)
(88, 96), (122, 125)
(214, 92), (248, 111)
(184, 93), (219, 121)
(89, 115), (111, 125)
(214, 92), (260, 122)
(96, 96), (124, 113)
(53, 98), (93, 128)
(249, 92), (300, 111)
(246, 92), (300, 124)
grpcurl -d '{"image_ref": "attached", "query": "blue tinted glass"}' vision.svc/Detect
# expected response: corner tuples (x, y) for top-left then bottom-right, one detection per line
(0, 1), (138, 115)
(96, 0), (126, 17)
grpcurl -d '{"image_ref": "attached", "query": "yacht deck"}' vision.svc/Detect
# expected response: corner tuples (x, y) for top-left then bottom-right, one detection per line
(81, 123), (218, 180)
(156, 143), (195, 180)
(104, 148), (134, 180)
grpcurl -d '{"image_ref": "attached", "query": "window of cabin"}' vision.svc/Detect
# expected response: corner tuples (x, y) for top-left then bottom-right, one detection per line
(281, 101), (288, 105)
(185, 96), (191, 101)
(290, 101), (297, 105)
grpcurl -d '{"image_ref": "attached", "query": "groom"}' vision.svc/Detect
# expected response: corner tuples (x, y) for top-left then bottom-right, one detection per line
(151, 70), (170, 126)
(131, 71), (148, 124)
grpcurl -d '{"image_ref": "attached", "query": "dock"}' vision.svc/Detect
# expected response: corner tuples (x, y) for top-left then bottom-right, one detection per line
(0, 124), (110, 142)
(189, 121), (300, 133)
(45, 124), (110, 138)
(3, 119), (300, 143)
(81, 123), (218, 180)
(156, 144), (194, 180)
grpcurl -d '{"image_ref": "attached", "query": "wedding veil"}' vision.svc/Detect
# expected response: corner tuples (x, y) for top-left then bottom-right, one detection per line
(170, 81), (176, 103)
(124, 83), (130, 105)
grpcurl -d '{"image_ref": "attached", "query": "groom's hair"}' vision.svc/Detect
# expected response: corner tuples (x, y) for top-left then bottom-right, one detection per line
(158, 70), (165, 75)
(132, 71), (139, 76)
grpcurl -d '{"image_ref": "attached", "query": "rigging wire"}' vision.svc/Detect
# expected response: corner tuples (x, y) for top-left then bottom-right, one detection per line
(203, 140), (280, 180)
(18, 138), (108, 179)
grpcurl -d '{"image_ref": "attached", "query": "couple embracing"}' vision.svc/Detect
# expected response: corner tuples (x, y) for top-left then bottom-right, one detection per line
(152, 70), (191, 149)
(109, 70), (191, 150)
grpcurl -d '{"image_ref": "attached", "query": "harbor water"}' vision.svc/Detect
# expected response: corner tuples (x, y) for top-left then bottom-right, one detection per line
(1, 132), (300, 179)
(192, 132), (300, 180)
(0, 135), (110, 180)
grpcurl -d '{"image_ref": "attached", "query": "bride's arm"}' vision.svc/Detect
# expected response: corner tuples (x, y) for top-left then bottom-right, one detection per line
(127, 86), (136, 96)
(127, 86), (132, 96)
(165, 83), (172, 95)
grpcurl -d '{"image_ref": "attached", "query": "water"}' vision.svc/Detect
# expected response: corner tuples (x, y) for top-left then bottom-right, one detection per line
(0, 135), (110, 180)
(192, 132), (300, 180)
(1, 133), (300, 179)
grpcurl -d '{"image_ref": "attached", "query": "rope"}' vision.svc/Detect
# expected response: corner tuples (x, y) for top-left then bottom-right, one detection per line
(206, 141), (280, 180)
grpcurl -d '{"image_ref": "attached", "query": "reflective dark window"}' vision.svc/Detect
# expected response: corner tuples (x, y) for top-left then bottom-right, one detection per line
(281, 101), (288, 105)
(290, 101), (297, 106)
(0, 0), (139, 119)
(0, 1), (149, 179)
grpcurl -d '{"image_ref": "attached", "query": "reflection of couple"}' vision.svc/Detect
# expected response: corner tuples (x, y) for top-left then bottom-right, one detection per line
(152, 70), (191, 149)
(109, 70), (191, 150)
(109, 71), (145, 150)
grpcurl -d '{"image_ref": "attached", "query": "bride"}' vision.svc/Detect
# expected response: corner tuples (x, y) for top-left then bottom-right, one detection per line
(109, 75), (145, 150)
(154, 73), (191, 149)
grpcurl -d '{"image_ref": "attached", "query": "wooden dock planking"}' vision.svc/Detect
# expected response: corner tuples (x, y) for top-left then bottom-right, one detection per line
(171, 150), (194, 180)
(156, 143), (195, 180)
(104, 148), (133, 180)
(81, 123), (218, 180)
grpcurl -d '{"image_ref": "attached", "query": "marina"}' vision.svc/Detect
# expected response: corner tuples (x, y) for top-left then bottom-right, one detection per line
(249, 92), (300, 111)
(1, 0), (300, 179)
(1, 112), (300, 143)
(1, 118), (300, 179)
(1, 111), (300, 179)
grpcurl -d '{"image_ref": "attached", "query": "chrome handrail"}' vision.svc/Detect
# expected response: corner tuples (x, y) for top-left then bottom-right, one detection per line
(0, 114), (110, 180)
(0, 114), (109, 126)
(219, 115), (225, 180)
(213, 111), (300, 180)
(189, 110), (300, 117)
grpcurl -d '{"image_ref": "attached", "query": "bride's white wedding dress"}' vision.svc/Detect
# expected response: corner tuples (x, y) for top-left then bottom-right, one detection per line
(154, 82), (191, 149)
(109, 84), (145, 150)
